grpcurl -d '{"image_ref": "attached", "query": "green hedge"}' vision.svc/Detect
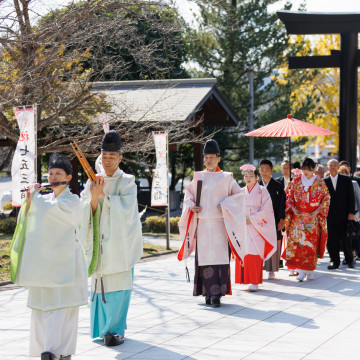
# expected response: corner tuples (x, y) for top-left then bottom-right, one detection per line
(145, 216), (180, 233)
(0, 218), (16, 234)
(3, 201), (13, 211)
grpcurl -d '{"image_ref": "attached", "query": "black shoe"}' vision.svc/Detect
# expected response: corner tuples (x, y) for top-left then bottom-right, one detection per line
(327, 264), (339, 270)
(60, 356), (71, 360)
(210, 296), (221, 307)
(104, 333), (125, 346)
(41, 352), (55, 360)
(205, 296), (211, 305)
(348, 261), (355, 269)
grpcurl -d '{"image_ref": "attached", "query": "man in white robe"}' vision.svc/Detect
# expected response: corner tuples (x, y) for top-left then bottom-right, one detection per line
(80, 130), (142, 346)
(10, 154), (88, 360)
(178, 139), (246, 307)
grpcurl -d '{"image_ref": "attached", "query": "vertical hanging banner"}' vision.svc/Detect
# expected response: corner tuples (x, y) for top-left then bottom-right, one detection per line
(151, 133), (168, 206)
(102, 117), (109, 133)
(11, 107), (36, 207)
(95, 117), (109, 173)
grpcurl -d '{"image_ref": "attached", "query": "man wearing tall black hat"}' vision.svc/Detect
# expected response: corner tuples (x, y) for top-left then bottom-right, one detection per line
(177, 139), (246, 307)
(80, 130), (142, 346)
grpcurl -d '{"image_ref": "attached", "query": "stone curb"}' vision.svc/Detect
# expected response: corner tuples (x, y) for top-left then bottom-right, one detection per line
(139, 250), (178, 262)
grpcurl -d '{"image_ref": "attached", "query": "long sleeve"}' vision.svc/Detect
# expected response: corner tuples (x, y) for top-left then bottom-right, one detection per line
(183, 181), (196, 209)
(11, 189), (81, 287)
(248, 187), (274, 224)
(246, 186), (277, 260)
(79, 181), (100, 276)
(286, 178), (296, 212)
(317, 181), (330, 220)
(101, 176), (143, 273)
(230, 178), (242, 195)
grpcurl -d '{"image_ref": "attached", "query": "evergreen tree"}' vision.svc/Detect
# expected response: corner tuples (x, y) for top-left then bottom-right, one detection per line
(187, 0), (311, 166)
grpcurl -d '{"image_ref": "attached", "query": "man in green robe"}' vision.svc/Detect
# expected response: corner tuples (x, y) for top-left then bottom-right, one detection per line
(11, 154), (88, 360)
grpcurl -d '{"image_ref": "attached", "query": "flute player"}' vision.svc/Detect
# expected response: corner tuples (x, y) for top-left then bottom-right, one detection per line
(177, 139), (247, 307)
(80, 130), (142, 346)
(10, 153), (88, 360)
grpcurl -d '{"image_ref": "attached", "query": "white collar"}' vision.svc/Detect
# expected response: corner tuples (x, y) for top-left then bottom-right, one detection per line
(301, 174), (317, 191)
(330, 173), (338, 181)
(262, 178), (271, 187)
(101, 168), (122, 178)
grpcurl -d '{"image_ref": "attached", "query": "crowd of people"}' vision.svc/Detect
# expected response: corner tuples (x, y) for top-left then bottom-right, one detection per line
(179, 139), (360, 308)
(9, 135), (360, 360)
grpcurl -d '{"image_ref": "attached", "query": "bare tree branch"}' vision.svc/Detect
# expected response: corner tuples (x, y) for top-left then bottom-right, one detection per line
(0, 0), (199, 157)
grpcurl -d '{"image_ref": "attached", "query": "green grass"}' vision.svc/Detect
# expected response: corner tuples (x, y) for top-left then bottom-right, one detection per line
(0, 235), (11, 282)
(143, 243), (176, 255)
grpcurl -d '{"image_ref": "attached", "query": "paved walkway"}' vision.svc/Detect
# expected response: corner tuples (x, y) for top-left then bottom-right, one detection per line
(1, 253), (360, 359)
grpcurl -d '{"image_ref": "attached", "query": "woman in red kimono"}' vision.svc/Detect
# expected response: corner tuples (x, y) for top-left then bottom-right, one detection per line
(284, 158), (330, 281)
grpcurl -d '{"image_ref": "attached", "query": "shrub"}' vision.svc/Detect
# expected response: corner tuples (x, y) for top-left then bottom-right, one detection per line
(2, 201), (13, 211)
(145, 216), (180, 233)
(0, 217), (16, 234)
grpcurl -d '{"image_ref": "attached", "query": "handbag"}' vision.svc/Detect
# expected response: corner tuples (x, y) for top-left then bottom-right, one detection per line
(346, 220), (360, 250)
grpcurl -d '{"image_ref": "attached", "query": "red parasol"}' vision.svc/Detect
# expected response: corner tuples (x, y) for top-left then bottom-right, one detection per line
(245, 114), (335, 178)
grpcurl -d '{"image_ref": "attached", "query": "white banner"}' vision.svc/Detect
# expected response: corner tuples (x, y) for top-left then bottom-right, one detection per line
(95, 117), (110, 173)
(151, 133), (168, 206)
(102, 117), (109, 133)
(11, 107), (36, 207)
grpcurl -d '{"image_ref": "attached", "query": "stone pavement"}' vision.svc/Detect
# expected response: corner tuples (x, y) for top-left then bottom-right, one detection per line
(1, 253), (360, 360)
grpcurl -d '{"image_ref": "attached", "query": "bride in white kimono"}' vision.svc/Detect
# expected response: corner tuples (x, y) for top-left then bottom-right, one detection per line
(10, 153), (88, 360)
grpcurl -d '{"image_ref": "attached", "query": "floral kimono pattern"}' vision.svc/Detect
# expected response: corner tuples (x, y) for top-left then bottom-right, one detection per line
(284, 176), (330, 271)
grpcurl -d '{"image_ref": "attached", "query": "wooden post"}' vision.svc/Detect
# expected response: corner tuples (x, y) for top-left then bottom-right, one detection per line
(166, 133), (170, 250)
(69, 157), (79, 195)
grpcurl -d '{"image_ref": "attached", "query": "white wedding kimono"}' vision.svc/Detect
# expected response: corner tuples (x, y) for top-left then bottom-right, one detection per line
(80, 168), (143, 338)
(10, 187), (88, 357)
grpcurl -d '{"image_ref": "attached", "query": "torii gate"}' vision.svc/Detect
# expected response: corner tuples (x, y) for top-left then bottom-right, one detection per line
(277, 11), (360, 171)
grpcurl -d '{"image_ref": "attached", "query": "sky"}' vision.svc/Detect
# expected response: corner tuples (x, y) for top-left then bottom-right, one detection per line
(173, 0), (360, 25)
(28, 0), (360, 23)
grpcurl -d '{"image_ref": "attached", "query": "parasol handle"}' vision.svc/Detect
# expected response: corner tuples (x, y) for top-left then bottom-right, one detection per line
(195, 180), (202, 206)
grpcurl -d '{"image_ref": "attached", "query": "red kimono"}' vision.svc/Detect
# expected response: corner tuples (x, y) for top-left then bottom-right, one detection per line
(284, 176), (330, 271)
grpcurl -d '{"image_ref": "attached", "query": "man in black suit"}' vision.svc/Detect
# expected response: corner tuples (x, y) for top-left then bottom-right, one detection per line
(324, 159), (355, 269)
(259, 159), (286, 279)
(275, 160), (291, 190)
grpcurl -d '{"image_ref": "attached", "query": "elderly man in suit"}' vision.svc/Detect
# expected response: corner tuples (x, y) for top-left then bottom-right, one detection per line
(259, 159), (286, 279)
(324, 159), (355, 269)
(276, 160), (291, 190)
